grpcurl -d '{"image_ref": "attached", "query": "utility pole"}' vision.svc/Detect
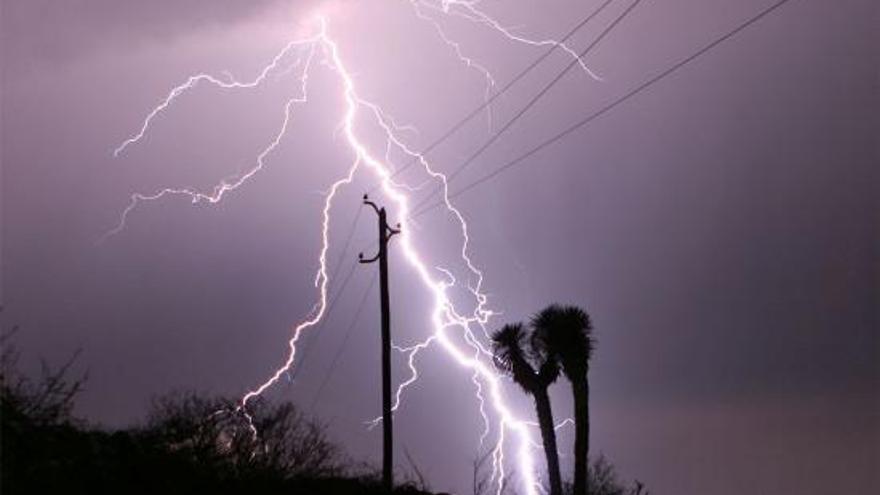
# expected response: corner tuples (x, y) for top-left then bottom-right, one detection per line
(359, 194), (400, 493)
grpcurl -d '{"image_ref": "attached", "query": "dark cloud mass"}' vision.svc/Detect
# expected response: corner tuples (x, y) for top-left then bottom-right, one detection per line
(1, 0), (877, 494)
(2, 0), (299, 69)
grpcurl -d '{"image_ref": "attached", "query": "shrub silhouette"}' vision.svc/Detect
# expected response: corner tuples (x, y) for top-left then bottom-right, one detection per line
(143, 391), (346, 481)
(0, 340), (429, 494)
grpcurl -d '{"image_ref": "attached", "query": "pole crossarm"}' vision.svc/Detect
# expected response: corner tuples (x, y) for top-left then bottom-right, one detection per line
(359, 194), (401, 263)
(358, 252), (381, 264)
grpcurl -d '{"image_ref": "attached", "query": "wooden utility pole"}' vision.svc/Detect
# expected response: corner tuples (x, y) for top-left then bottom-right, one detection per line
(359, 194), (400, 493)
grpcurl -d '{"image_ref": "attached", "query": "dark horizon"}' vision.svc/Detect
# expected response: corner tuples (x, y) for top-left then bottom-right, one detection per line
(2, 1), (877, 494)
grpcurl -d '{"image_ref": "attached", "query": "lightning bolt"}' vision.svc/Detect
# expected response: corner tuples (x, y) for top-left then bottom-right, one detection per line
(411, 0), (601, 80)
(405, 0), (601, 134)
(107, 6), (599, 494)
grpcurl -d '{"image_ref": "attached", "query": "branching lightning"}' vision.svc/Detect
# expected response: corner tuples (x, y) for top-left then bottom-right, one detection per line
(412, 0), (601, 80)
(108, 5), (599, 494)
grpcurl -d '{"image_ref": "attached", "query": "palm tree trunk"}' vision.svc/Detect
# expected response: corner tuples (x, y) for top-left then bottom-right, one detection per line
(533, 387), (563, 495)
(572, 377), (589, 495)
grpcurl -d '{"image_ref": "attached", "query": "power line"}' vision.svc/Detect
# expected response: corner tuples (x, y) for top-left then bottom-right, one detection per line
(309, 272), (378, 411)
(371, 0), (619, 190)
(289, 206), (364, 381)
(288, 256), (360, 382)
(412, 0), (645, 211)
(329, 206), (365, 286)
(414, 0), (796, 217)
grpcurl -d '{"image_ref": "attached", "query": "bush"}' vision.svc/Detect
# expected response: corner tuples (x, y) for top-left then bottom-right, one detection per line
(142, 391), (347, 481)
(0, 338), (430, 494)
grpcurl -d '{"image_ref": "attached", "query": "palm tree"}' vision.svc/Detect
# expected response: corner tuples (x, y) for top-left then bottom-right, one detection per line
(491, 323), (563, 495)
(532, 305), (595, 495)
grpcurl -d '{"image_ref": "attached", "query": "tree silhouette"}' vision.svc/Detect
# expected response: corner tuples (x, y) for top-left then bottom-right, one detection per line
(491, 323), (563, 495)
(531, 305), (595, 495)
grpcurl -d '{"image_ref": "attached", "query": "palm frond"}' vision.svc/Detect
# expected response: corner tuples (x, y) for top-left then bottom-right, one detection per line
(491, 323), (538, 392)
(531, 304), (596, 378)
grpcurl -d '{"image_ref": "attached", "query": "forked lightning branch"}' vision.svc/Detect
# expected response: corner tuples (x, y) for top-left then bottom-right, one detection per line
(108, 5), (597, 495)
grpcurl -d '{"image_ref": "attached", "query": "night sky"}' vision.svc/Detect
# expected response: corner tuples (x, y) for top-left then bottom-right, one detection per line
(2, 1), (877, 494)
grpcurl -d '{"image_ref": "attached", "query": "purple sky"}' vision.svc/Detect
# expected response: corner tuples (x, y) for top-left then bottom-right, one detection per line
(2, 1), (877, 494)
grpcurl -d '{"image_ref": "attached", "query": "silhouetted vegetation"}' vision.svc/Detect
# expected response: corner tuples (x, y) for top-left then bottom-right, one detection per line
(531, 305), (595, 495)
(0, 338), (428, 495)
(491, 304), (645, 495)
(491, 323), (564, 495)
(582, 456), (648, 495)
(1, 317), (643, 495)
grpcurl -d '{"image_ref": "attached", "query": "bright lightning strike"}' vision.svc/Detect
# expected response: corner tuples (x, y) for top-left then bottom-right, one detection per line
(109, 6), (594, 495)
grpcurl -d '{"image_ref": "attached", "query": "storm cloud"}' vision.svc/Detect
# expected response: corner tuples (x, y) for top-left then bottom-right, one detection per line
(2, 1), (877, 494)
